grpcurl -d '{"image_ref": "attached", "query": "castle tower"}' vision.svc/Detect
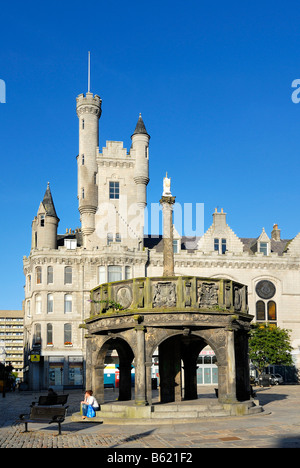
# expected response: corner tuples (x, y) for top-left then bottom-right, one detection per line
(76, 91), (102, 242)
(131, 113), (150, 209)
(31, 183), (59, 250)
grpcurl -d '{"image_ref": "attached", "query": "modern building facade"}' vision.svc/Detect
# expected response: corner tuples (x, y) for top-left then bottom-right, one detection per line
(22, 84), (300, 391)
(0, 310), (24, 379)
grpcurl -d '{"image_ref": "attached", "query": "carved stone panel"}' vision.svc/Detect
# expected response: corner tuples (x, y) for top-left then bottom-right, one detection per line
(152, 282), (176, 308)
(197, 281), (219, 308)
(116, 286), (133, 309)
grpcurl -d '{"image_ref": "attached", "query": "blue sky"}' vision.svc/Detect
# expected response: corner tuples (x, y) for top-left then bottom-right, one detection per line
(1, 0), (300, 309)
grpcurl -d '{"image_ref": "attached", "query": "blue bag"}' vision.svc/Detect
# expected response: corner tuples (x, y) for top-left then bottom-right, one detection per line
(86, 404), (96, 418)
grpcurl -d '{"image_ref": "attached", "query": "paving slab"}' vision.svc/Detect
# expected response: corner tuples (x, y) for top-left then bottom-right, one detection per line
(0, 385), (300, 449)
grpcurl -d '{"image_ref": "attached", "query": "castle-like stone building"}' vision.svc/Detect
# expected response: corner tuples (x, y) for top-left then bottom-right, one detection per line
(23, 86), (300, 390)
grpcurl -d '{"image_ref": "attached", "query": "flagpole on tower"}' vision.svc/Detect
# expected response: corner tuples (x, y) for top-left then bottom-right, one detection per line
(88, 51), (91, 93)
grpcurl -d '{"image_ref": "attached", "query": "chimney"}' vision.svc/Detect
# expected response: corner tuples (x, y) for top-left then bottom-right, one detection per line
(271, 224), (281, 241)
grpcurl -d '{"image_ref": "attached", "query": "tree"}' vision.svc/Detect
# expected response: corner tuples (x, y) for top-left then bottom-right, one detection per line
(248, 323), (293, 375)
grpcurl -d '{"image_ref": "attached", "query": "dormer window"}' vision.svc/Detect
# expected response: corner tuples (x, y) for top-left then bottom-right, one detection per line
(173, 240), (179, 253)
(40, 215), (45, 227)
(259, 242), (268, 256)
(256, 228), (270, 256)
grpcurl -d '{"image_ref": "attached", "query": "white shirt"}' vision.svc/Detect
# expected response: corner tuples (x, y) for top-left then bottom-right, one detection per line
(86, 395), (99, 408)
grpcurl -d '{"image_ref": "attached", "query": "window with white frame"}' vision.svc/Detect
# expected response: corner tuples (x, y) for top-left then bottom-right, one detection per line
(64, 239), (77, 250)
(64, 294), (72, 313)
(125, 266), (132, 280)
(47, 294), (53, 313)
(27, 300), (31, 317)
(214, 238), (227, 254)
(173, 240), (179, 253)
(36, 266), (42, 284)
(64, 323), (72, 345)
(35, 294), (42, 314)
(64, 266), (72, 284)
(47, 323), (53, 345)
(47, 266), (53, 284)
(108, 266), (122, 282)
(99, 266), (106, 284)
(34, 323), (41, 345)
(259, 242), (268, 256)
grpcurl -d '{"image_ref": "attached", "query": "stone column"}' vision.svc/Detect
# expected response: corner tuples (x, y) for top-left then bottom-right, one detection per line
(134, 316), (148, 406)
(160, 195), (176, 276)
(225, 329), (237, 403)
(93, 364), (105, 404)
(118, 363), (132, 401)
(159, 336), (182, 403)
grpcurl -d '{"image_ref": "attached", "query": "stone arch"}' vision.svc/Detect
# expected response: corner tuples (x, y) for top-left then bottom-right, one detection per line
(93, 335), (135, 403)
(148, 330), (223, 403)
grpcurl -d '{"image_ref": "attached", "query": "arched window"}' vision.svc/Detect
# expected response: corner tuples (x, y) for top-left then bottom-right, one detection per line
(36, 266), (42, 284)
(47, 266), (53, 284)
(26, 300), (31, 317)
(47, 324), (53, 345)
(268, 301), (277, 321)
(35, 294), (42, 314)
(34, 323), (41, 345)
(47, 294), (53, 313)
(64, 323), (72, 345)
(256, 301), (265, 321)
(64, 294), (72, 313)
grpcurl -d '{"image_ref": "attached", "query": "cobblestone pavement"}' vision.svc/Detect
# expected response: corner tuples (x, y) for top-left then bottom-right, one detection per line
(0, 386), (300, 449)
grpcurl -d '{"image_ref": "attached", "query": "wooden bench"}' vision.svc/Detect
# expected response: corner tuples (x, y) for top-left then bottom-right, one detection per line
(104, 383), (115, 389)
(32, 394), (69, 407)
(18, 405), (68, 435)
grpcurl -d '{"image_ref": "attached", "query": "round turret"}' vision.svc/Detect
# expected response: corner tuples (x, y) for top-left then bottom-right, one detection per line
(76, 92), (102, 238)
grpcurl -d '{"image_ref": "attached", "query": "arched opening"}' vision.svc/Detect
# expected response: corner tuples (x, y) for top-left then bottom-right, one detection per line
(156, 333), (218, 403)
(96, 337), (134, 403)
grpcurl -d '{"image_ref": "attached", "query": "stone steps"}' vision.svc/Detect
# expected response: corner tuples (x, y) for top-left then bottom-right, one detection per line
(71, 402), (231, 424)
(71, 398), (263, 424)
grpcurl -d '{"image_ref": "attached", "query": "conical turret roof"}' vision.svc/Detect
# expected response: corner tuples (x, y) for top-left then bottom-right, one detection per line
(132, 113), (150, 137)
(42, 182), (59, 219)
